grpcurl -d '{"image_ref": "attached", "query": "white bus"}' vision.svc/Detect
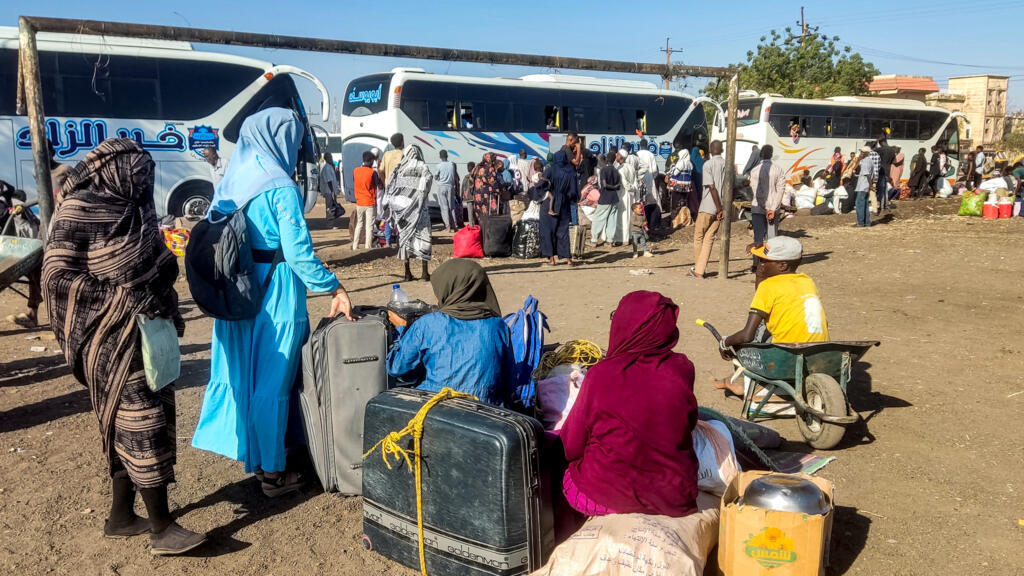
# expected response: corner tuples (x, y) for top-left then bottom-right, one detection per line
(711, 92), (965, 184)
(0, 27), (330, 218)
(340, 68), (717, 193)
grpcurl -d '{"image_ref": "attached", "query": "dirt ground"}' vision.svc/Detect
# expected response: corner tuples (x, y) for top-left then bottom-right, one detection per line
(1, 198), (1022, 576)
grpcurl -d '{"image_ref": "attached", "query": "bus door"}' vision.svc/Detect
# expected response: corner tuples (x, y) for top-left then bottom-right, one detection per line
(0, 118), (15, 190)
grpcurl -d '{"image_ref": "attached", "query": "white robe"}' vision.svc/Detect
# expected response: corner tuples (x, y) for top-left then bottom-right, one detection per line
(614, 160), (639, 243)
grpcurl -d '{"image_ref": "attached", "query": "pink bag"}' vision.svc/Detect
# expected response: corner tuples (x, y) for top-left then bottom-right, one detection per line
(453, 225), (484, 258)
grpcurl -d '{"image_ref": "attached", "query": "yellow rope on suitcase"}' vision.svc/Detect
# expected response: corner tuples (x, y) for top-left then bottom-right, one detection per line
(362, 387), (478, 576)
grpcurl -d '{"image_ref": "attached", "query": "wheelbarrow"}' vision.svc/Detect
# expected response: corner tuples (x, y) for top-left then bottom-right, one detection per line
(698, 319), (879, 450)
(0, 202), (43, 300)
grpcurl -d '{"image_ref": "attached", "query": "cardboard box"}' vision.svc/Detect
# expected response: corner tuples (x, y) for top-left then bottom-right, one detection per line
(718, 471), (834, 576)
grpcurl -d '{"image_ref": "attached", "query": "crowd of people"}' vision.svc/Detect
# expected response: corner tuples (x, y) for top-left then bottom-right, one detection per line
(13, 100), (1022, 562)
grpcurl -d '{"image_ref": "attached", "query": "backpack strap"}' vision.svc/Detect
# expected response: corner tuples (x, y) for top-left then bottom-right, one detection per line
(253, 247), (285, 292)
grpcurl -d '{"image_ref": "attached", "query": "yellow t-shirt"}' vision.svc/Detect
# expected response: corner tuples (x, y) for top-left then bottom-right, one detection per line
(750, 273), (829, 343)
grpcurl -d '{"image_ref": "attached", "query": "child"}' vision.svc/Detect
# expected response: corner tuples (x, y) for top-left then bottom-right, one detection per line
(630, 202), (653, 258)
(351, 150), (382, 250)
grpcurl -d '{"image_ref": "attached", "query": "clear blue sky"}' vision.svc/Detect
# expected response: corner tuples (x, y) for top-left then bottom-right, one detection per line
(6, 0), (1024, 127)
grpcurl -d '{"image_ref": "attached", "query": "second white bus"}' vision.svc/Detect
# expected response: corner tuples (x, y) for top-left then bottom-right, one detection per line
(340, 68), (717, 193)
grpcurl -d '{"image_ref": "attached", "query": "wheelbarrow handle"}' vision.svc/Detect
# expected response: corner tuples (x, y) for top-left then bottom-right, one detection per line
(697, 319), (736, 359)
(696, 319), (725, 344)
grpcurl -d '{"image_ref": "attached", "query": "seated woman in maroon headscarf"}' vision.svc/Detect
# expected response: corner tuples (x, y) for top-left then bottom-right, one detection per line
(559, 290), (699, 517)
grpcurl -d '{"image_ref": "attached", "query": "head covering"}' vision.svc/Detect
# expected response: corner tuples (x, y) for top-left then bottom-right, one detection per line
(558, 290), (698, 517)
(605, 291), (680, 368)
(430, 259), (501, 321)
(860, 145), (872, 153)
(380, 145), (433, 261)
(44, 138), (180, 481)
(751, 236), (803, 261)
(209, 108), (302, 216)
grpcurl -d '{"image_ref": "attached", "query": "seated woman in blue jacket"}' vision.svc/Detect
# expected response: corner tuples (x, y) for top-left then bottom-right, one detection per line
(386, 258), (514, 407)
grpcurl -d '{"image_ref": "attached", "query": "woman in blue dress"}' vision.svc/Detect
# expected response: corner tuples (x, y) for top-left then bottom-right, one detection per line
(192, 108), (354, 497)
(386, 258), (514, 407)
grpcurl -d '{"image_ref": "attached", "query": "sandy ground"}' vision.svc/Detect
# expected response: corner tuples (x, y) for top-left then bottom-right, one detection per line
(0, 198), (1022, 576)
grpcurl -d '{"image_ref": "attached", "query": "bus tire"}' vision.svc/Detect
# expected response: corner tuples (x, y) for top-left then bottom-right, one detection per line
(170, 181), (213, 221)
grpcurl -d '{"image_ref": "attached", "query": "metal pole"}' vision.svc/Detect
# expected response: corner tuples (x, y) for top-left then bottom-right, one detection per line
(718, 74), (740, 280)
(19, 16), (54, 238)
(22, 16), (735, 79)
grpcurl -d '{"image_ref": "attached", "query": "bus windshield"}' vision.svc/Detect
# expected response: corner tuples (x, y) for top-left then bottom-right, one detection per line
(343, 73), (392, 117)
(736, 99), (763, 126)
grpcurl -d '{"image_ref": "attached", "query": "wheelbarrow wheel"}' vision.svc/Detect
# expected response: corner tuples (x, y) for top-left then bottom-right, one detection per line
(797, 373), (847, 450)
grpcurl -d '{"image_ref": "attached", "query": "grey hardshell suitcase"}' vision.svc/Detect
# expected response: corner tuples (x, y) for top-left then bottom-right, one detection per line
(299, 307), (392, 494)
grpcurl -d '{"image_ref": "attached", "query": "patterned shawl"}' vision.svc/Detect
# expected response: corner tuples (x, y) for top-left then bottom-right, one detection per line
(44, 138), (181, 454)
(381, 145), (433, 261)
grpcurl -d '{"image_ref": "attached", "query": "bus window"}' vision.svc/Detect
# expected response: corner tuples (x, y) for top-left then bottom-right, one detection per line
(459, 104), (476, 130)
(544, 106), (560, 130)
(636, 110), (647, 133)
(918, 111), (947, 140)
(484, 102), (512, 132)
(804, 116), (828, 138)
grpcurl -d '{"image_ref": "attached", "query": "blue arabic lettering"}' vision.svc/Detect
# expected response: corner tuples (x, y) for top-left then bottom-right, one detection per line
(16, 118), (113, 159)
(115, 124), (186, 152)
(348, 83), (383, 105)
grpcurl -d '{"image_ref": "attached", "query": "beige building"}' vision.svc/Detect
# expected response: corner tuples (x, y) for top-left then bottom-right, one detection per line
(1005, 112), (1024, 136)
(946, 75), (1009, 146)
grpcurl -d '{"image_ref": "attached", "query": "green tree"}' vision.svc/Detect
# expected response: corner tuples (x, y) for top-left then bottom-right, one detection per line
(701, 29), (879, 103)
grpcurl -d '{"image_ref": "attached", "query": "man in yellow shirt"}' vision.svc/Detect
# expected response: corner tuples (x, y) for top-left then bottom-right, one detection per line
(713, 236), (828, 395)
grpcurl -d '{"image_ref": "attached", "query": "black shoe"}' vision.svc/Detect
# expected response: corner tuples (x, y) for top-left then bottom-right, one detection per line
(149, 522), (207, 556)
(104, 516), (150, 539)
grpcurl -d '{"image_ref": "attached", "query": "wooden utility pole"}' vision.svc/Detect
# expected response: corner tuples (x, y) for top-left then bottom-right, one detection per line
(17, 17), (54, 238)
(660, 38), (674, 89)
(718, 74), (740, 280)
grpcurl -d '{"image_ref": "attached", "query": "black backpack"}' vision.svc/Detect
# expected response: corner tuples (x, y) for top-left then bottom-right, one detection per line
(185, 207), (282, 321)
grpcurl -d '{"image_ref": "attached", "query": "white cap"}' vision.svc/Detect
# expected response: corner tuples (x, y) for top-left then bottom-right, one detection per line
(751, 236), (803, 261)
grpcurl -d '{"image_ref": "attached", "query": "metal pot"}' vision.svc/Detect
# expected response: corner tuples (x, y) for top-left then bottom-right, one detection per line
(741, 474), (830, 516)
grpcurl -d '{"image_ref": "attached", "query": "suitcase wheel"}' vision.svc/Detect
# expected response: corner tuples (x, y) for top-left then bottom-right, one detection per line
(361, 535), (372, 551)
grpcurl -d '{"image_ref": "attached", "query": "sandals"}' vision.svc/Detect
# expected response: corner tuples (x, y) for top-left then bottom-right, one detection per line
(688, 267), (704, 279)
(261, 471), (304, 498)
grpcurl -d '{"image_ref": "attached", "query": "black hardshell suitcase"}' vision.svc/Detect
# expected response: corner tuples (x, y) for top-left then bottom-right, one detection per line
(362, 388), (554, 576)
(299, 307), (393, 495)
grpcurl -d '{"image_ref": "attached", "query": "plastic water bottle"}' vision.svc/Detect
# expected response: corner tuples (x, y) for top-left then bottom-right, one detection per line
(389, 284), (409, 307)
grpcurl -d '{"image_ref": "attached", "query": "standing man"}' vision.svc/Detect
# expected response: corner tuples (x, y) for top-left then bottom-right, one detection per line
(319, 152), (342, 219)
(379, 133), (405, 186)
(874, 135), (895, 213)
(690, 140), (726, 279)
(635, 138), (660, 209)
(747, 145), (786, 272)
(854, 145), (876, 227)
(351, 150), (383, 250)
(202, 147), (227, 189)
(434, 150), (460, 232)
(974, 145), (986, 186)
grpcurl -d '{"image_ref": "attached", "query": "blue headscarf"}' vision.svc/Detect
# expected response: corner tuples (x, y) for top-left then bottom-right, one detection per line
(209, 108), (302, 216)
(500, 157), (514, 185)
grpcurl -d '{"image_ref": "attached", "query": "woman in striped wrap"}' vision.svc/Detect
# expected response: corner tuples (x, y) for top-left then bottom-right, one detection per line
(43, 138), (205, 555)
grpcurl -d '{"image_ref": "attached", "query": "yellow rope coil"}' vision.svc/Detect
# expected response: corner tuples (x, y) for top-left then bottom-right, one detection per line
(533, 339), (604, 380)
(362, 387), (478, 576)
